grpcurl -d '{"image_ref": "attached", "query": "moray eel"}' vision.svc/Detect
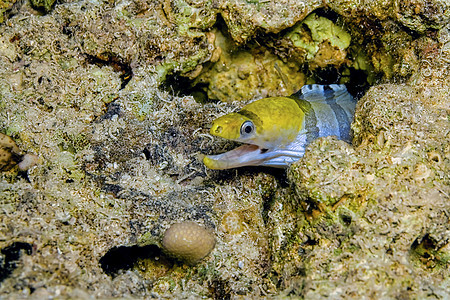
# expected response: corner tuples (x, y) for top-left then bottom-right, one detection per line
(203, 84), (356, 169)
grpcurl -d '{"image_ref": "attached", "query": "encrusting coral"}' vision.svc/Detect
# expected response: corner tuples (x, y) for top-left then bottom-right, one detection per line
(0, 132), (21, 171)
(0, 0), (449, 298)
(161, 221), (216, 264)
(0, 133), (38, 172)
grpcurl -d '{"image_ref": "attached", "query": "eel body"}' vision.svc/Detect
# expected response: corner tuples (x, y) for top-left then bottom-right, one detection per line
(203, 84), (356, 169)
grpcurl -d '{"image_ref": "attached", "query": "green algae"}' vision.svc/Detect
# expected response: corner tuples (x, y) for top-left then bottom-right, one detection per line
(286, 13), (351, 60)
(30, 0), (56, 13)
(0, 0), (16, 23)
(192, 28), (306, 102)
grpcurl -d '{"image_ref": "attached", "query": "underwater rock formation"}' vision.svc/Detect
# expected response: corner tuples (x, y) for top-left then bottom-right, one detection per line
(161, 221), (215, 264)
(0, 0), (448, 298)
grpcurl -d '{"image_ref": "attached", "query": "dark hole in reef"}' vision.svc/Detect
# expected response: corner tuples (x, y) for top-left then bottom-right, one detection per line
(306, 66), (372, 100)
(340, 213), (352, 226)
(409, 233), (446, 269)
(84, 53), (133, 90)
(96, 102), (122, 122)
(314, 7), (340, 22)
(345, 69), (373, 100)
(209, 278), (232, 300)
(29, 0), (56, 14)
(143, 148), (151, 160)
(302, 236), (319, 247)
(162, 74), (211, 103)
(298, 236), (318, 256)
(310, 65), (341, 85)
(410, 233), (438, 258)
(261, 183), (276, 224)
(99, 244), (165, 277)
(17, 169), (31, 182)
(163, 12), (374, 103)
(0, 242), (33, 283)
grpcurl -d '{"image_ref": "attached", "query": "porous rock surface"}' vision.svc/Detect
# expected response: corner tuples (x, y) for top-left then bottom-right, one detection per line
(0, 0), (449, 298)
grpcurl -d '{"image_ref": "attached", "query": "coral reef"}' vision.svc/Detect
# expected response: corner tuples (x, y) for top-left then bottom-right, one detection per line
(192, 28), (306, 102)
(29, 0), (56, 13)
(0, 0), (17, 23)
(161, 221), (216, 264)
(0, 133), (21, 171)
(0, 133), (38, 173)
(281, 84), (449, 297)
(0, 0), (449, 298)
(284, 12), (351, 68)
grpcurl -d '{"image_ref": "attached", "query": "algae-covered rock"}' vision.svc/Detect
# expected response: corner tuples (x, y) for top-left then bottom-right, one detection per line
(192, 12), (354, 102)
(30, 0), (56, 13)
(218, 0), (322, 44)
(0, 132), (21, 171)
(394, 0), (450, 33)
(0, 0), (17, 23)
(288, 136), (361, 208)
(193, 29), (306, 102)
(283, 83), (450, 297)
(284, 12), (351, 68)
(0, 0), (449, 298)
(330, 0), (450, 33)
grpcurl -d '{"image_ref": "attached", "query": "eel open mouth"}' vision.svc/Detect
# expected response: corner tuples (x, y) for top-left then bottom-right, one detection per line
(203, 144), (269, 170)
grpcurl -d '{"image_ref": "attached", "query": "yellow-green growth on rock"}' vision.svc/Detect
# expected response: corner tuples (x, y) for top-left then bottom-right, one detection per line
(285, 13), (351, 65)
(30, 0), (56, 13)
(0, 0), (17, 23)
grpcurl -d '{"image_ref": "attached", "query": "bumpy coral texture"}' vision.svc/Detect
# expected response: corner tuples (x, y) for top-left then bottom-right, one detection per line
(162, 221), (216, 264)
(0, 0), (449, 298)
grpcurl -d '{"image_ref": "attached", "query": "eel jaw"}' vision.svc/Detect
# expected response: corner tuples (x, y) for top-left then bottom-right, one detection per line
(203, 144), (305, 170)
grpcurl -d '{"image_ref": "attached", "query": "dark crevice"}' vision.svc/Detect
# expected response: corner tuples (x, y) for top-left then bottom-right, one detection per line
(313, 7), (340, 23)
(143, 148), (151, 160)
(96, 102), (122, 122)
(84, 53), (133, 90)
(310, 65), (341, 85)
(409, 233), (446, 269)
(99, 244), (165, 277)
(30, 0), (56, 14)
(0, 242), (33, 283)
(261, 187), (275, 225)
(163, 71), (210, 103)
(208, 277), (232, 300)
(410, 233), (437, 254)
(345, 68), (373, 100)
(163, 8), (376, 103)
(340, 213), (352, 226)
(17, 169), (31, 182)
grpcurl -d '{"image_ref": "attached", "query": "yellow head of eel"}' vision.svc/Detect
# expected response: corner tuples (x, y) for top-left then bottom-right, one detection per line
(204, 97), (306, 169)
(203, 84), (356, 169)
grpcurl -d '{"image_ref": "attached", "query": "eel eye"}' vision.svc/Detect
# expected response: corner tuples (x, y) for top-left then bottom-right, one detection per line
(240, 120), (255, 136)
